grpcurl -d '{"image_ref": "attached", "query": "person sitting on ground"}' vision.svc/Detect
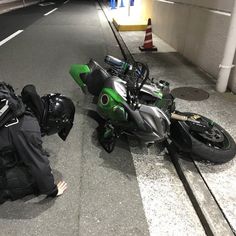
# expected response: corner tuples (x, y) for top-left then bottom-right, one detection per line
(0, 82), (75, 204)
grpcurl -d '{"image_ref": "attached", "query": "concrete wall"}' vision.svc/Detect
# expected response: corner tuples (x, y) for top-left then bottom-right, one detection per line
(141, 0), (153, 19)
(164, 0), (233, 12)
(150, 0), (235, 91)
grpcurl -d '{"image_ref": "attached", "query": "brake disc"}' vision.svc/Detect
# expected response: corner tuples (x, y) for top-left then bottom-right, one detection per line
(199, 127), (224, 143)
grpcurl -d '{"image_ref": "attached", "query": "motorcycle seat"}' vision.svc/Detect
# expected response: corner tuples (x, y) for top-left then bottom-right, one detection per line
(86, 68), (110, 96)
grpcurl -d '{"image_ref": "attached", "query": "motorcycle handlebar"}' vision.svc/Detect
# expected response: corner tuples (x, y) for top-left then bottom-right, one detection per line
(104, 55), (149, 81)
(104, 55), (132, 73)
(137, 62), (150, 91)
(104, 55), (150, 102)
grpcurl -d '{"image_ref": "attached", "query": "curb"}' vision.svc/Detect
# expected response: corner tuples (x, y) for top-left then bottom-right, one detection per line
(98, 1), (235, 235)
(112, 18), (147, 31)
(166, 144), (234, 236)
(97, 0), (134, 64)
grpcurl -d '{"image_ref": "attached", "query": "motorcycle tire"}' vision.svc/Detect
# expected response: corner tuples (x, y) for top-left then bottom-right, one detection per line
(183, 113), (236, 164)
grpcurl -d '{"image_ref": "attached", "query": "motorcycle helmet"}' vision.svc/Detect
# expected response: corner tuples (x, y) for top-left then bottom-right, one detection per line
(41, 93), (75, 141)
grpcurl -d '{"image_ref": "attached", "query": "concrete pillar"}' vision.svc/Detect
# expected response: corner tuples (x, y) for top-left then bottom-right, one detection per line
(216, 0), (236, 93)
(229, 56), (236, 93)
(128, 0), (130, 16)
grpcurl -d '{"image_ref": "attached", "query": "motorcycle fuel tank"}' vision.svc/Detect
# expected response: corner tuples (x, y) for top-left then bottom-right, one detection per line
(97, 88), (127, 122)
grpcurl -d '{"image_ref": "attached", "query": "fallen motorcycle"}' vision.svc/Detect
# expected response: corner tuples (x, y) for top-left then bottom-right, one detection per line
(69, 55), (236, 164)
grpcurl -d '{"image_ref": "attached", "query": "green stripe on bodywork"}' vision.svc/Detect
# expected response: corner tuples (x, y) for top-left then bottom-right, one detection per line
(154, 91), (163, 99)
(98, 88), (126, 121)
(102, 88), (125, 103)
(69, 64), (90, 88)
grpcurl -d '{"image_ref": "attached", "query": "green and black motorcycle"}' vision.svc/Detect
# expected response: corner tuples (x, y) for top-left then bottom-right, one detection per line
(70, 55), (236, 164)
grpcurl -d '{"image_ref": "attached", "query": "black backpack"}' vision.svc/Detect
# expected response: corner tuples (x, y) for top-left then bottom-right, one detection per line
(0, 82), (25, 196)
(0, 82), (25, 128)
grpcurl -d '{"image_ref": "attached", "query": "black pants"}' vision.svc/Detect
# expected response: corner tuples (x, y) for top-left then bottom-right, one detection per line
(0, 165), (36, 204)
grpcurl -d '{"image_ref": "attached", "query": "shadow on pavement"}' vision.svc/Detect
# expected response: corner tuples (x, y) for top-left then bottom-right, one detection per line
(75, 104), (137, 177)
(0, 196), (56, 219)
(91, 130), (137, 178)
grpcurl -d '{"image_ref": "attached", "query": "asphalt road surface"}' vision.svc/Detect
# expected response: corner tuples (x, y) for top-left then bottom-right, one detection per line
(0, 1), (150, 235)
(0, 1), (206, 235)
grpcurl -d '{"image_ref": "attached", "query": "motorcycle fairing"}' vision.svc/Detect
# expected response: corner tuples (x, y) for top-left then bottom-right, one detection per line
(69, 64), (90, 93)
(112, 79), (127, 101)
(138, 105), (169, 141)
(120, 104), (168, 142)
(141, 84), (163, 99)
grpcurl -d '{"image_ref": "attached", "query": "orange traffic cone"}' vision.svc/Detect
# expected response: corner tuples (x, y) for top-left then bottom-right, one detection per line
(139, 18), (157, 52)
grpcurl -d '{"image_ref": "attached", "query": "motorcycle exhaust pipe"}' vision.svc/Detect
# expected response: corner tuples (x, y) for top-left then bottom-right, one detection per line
(171, 113), (201, 124)
(171, 113), (188, 121)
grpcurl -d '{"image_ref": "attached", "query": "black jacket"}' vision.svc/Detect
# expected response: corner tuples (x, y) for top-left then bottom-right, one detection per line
(0, 112), (58, 197)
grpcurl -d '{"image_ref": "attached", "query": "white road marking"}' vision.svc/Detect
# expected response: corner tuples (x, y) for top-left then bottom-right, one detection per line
(144, 39), (153, 44)
(130, 143), (205, 235)
(209, 9), (231, 16)
(64, 0), (69, 4)
(44, 8), (58, 16)
(39, 2), (55, 6)
(0, 30), (23, 47)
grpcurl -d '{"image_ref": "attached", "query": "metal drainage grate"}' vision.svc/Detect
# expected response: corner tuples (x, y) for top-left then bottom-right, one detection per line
(171, 87), (209, 101)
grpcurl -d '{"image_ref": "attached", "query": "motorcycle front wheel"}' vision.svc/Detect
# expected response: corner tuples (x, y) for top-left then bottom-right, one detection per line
(184, 113), (236, 164)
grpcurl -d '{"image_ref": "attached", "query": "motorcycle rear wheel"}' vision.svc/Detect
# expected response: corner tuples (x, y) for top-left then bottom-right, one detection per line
(184, 113), (236, 164)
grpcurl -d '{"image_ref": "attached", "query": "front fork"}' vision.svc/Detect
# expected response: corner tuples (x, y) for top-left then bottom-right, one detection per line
(169, 112), (216, 154)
